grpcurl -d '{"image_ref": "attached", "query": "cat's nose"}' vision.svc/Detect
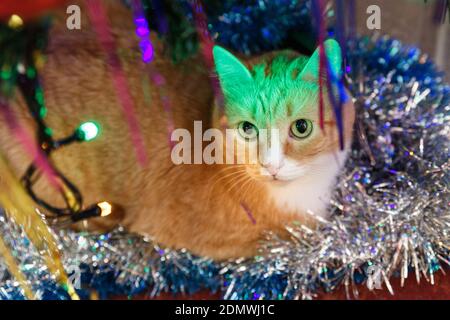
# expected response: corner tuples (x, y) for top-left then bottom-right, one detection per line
(265, 164), (280, 176)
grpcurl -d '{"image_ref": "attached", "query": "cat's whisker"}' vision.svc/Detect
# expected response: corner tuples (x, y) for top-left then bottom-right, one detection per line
(231, 178), (258, 226)
(201, 166), (244, 202)
(205, 166), (247, 192)
(206, 165), (245, 183)
(202, 172), (248, 214)
(203, 165), (243, 184)
(223, 174), (250, 195)
(211, 172), (247, 199)
(236, 177), (254, 209)
(202, 167), (247, 212)
(206, 167), (246, 192)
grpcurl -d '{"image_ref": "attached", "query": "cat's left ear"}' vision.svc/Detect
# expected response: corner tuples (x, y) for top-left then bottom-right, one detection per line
(213, 46), (253, 97)
(299, 39), (342, 80)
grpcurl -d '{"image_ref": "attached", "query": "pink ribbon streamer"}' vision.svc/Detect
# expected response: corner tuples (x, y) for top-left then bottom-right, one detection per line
(0, 99), (59, 188)
(86, 0), (148, 166)
(130, 0), (175, 150)
(191, 0), (225, 111)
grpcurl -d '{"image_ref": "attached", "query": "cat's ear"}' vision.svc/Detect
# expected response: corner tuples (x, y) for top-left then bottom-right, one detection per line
(299, 39), (342, 80)
(213, 46), (253, 96)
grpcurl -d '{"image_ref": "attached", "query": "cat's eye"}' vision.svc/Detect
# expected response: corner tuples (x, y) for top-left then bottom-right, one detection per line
(290, 119), (313, 139)
(238, 121), (258, 140)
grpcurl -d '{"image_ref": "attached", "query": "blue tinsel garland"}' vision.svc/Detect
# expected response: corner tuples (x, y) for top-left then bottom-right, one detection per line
(206, 0), (313, 55)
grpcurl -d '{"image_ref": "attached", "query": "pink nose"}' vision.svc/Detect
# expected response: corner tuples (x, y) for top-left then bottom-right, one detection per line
(265, 165), (280, 176)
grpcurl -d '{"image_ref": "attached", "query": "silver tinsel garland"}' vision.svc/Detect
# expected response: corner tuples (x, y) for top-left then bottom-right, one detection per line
(0, 35), (449, 300)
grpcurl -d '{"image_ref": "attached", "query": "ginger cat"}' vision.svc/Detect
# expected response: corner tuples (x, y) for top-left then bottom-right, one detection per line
(0, 2), (355, 260)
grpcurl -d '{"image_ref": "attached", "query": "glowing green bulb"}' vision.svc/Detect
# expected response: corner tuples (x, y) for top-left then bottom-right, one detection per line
(78, 121), (100, 141)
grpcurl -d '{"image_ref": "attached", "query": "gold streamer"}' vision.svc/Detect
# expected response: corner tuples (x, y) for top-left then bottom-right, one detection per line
(0, 152), (79, 300)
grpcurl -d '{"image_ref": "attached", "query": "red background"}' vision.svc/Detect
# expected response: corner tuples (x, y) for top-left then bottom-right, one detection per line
(113, 271), (450, 300)
(0, 0), (68, 20)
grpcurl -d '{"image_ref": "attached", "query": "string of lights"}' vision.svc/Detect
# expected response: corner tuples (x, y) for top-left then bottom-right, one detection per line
(0, 16), (111, 226)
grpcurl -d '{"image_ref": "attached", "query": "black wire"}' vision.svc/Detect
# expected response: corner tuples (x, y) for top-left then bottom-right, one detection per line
(16, 72), (86, 219)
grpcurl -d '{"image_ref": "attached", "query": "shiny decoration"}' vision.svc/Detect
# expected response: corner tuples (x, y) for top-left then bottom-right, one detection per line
(1, 34), (448, 300)
(0, 0), (450, 299)
(98, 202), (112, 217)
(132, 0), (154, 63)
(7, 14), (23, 29)
(77, 121), (100, 142)
(204, 0), (313, 55)
(225, 35), (450, 299)
(134, 0), (313, 61)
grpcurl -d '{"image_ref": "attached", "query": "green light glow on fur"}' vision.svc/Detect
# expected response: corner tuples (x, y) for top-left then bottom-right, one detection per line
(213, 39), (342, 128)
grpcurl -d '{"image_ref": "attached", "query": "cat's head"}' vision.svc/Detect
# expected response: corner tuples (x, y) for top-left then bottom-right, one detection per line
(212, 39), (355, 183)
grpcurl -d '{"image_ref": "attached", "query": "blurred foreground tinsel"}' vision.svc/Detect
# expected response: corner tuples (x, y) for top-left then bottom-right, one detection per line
(0, 33), (448, 299)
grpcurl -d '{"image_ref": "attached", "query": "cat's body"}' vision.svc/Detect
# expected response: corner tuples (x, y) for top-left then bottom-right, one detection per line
(0, 2), (355, 260)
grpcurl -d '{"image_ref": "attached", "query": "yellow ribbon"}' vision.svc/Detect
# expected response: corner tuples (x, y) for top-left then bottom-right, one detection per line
(0, 152), (79, 300)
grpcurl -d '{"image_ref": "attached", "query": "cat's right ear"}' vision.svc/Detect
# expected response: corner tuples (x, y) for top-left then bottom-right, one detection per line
(213, 46), (253, 97)
(299, 39), (342, 81)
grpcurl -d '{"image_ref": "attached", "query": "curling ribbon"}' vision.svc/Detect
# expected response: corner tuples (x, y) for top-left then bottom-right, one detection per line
(0, 152), (79, 300)
(86, 0), (148, 166)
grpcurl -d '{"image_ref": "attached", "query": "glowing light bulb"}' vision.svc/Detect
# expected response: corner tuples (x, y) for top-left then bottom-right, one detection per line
(8, 14), (23, 29)
(78, 121), (100, 141)
(97, 201), (112, 217)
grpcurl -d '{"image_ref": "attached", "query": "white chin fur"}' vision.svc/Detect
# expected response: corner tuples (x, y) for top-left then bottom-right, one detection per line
(267, 149), (349, 219)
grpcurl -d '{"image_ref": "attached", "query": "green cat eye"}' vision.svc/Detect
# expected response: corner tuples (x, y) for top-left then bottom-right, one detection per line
(238, 121), (258, 140)
(290, 119), (313, 139)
